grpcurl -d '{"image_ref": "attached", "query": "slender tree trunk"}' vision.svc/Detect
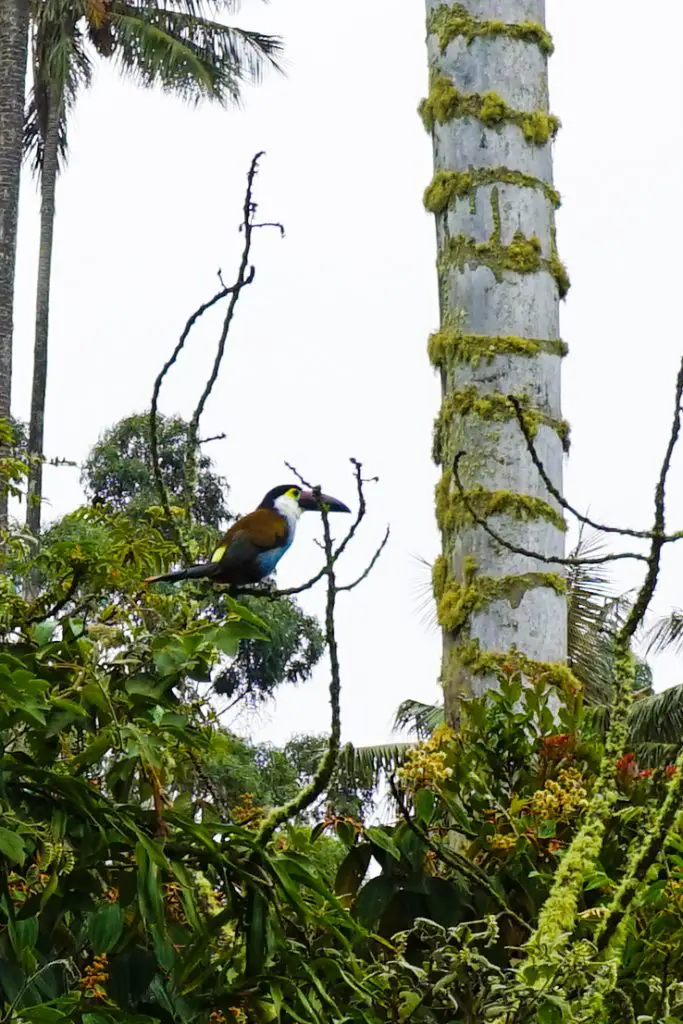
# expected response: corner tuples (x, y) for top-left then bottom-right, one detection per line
(0, 0), (28, 528)
(26, 88), (60, 536)
(422, 0), (569, 725)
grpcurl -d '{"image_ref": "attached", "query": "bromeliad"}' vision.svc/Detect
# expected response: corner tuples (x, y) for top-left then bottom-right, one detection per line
(144, 484), (350, 588)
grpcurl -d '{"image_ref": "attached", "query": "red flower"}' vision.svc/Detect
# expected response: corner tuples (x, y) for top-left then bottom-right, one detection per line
(666, 764), (677, 777)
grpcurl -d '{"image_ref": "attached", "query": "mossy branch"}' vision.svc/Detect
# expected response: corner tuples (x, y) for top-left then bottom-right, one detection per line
(256, 461), (385, 844)
(516, 356), (683, 989)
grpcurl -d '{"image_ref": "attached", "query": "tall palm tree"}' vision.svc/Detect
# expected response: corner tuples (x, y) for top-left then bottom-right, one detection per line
(421, 1), (569, 724)
(23, 0), (281, 535)
(0, 0), (29, 528)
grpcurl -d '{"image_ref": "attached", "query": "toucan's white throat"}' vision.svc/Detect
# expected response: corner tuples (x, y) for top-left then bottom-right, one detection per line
(274, 493), (303, 536)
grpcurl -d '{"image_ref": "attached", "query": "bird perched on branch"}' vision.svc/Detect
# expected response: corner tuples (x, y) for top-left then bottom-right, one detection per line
(144, 484), (351, 588)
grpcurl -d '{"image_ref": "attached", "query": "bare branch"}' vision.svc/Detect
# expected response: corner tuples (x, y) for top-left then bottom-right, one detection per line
(509, 396), (657, 540)
(185, 152), (274, 509)
(198, 433), (227, 446)
(337, 526), (390, 593)
(150, 280), (235, 558)
(284, 461), (313, 488)
(452, 453), (648, 565)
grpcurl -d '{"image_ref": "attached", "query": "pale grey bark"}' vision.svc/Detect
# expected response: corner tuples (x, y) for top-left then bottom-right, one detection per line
(0, 0), (28, 527)
(425, 0), (567, 722)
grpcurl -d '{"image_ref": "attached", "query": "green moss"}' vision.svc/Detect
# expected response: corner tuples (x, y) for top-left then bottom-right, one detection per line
(441, 229), (569, 300)
(452, 637), (580, 694)
(432, 554), (449, 601)
(434, 479), (566, 533)
(438, 570), (566, 634)
(423, 167), (561, 215)
(428, 328), (568, 368)
(419, 72), (560, 146)
(428, 3), (554, 56)
(433, 388), (571, 459)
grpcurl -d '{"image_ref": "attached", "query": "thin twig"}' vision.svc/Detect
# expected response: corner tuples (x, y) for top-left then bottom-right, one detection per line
(509, 395), (683, 548)
(284, 461), (313, 488)
(337, 526), (390, 593)
(452, 453), (648, 565)
(150, 281), (236, 558)
(198, 433), (227, 446)
(184, 153), (276, 511)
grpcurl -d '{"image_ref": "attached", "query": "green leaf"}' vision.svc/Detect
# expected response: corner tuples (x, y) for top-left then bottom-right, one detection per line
(537, 819), (557, 838)
(32, 620), (56, 646)
(334, 820), (355, 848)
(538, 995), (569, 1023)
(88, 902), (123, 953)
(74, 730), (113, 769)
(334, 843), (372, 897)
(355, 876), (398, 929)
(366, 827), (401, 861)
(414, 788), (435, 824)
(0, 828), (26, 865)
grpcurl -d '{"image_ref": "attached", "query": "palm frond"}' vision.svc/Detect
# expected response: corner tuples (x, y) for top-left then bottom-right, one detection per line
(645, 610), (683, 656)
(24, 12), (92, 174)
(632, 741), (680, 769)
(627, 682), (683, 748)
(392, 699), (444, 739)
(566, 528), (633, 704)
(338, 742), (414, 781)
(110, 5), (282, 104)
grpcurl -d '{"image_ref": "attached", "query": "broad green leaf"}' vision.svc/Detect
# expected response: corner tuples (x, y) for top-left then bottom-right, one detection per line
(87, 902), (123, 953)
(355, 876), (397, 929)
(366, 827), (401, 861)
(334, 844), (372, 897)
(32, 620), (56, 646)
(0, 828), (26, 865)
(414, 788), (435, 824)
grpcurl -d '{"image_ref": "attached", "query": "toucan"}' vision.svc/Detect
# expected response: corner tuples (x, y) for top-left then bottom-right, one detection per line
(144, 484), (351, 588)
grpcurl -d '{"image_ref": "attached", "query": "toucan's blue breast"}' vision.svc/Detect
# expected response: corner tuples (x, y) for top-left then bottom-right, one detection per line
(254, 524), (295, 578)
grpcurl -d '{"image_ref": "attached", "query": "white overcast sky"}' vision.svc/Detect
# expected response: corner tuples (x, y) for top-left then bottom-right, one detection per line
(9, 0), (683, 747)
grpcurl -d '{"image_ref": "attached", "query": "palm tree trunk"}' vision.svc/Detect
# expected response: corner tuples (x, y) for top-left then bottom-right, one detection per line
(0, 0), (29, 528)
(422, 0), (569, 724)
(26, 87), (60, 536)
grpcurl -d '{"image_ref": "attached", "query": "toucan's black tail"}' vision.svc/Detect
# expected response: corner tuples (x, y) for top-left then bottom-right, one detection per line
(144, 562), (221, 585)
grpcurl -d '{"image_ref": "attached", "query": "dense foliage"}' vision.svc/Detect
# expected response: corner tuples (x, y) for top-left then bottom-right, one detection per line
(2, 417), (683, 1024)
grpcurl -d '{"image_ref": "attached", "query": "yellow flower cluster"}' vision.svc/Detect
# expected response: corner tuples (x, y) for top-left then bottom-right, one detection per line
(80, 955), (109, 1000)
(489, 833), (517, 851)
(232, 792), (264, 826)
(164, 881), (186, 923)
(530, 767), (589, 822)
(397, 724), (455, 792)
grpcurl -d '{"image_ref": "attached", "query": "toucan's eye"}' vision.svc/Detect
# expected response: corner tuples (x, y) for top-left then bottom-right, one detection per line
(287, 487), (300, 500)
